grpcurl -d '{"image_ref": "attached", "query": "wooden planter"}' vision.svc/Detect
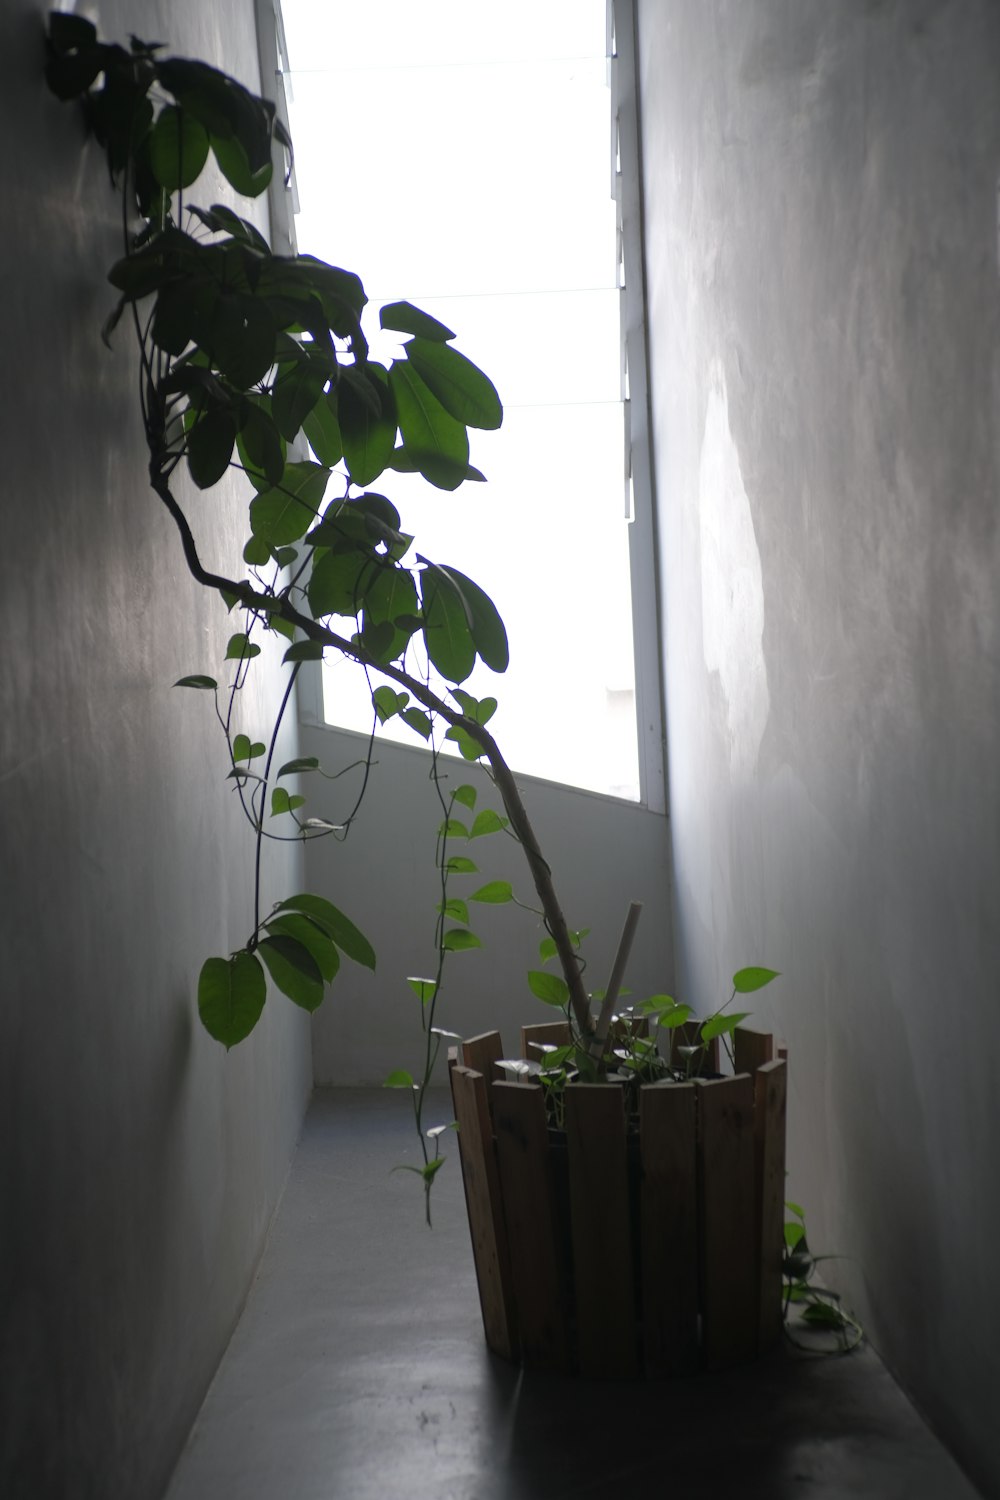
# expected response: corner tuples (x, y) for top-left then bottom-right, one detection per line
(449, 1021), (787, 1377)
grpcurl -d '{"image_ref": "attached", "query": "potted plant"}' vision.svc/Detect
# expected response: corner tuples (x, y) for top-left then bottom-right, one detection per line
(43, 13), (801, 1378)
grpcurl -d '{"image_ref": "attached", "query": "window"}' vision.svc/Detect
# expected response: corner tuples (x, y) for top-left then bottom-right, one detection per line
(278, 1), (663, 807)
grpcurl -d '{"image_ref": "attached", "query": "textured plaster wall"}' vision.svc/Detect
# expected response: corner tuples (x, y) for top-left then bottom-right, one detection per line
(637, 1), (1000, 1492)
(1, 5), (312, 1497)
(301, 725), (673, 1085)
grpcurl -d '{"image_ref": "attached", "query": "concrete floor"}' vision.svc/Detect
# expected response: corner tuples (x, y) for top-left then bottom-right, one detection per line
(165, 1089), (982, 1500)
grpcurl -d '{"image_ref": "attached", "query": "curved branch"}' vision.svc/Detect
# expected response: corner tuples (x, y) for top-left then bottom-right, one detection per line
(150, 464), (594, 1036)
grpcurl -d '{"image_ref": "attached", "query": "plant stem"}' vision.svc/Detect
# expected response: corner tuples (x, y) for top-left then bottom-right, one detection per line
(149, 464), (594, 1036)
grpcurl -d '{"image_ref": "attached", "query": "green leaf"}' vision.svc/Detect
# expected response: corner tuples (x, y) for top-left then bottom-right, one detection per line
(302, 390), (344, 468)
(528, 971), (570, 1007)
(785, 1221), (806, 1251)
(272, 361), (328, 443)
(243, 534), (271, 566)
(439, 898), (469, 924)
(445, 856), (478, 874)
(250, 462), (330, 547)
(265, 913), (339, 983)
(380, 301), (455, 341)
(700, 1011), (750, 1042)
(407, 977), (437, 1005)
(469, 809), (507, 838)
(435, 567), (508, 672)
(187, 407), (237, 489)
(225, 632), (259, 661)
(443, 928), (481, 952)
(174, 674), (217, 690)
(470, 881), (513, 904)
(421, 567), (475, 683)
(384, 1068), (415, 1088)
(733, 966), (780, 993)
(786, 1201), (805, 1219)
(278, 756), (320, 777)
(438, 818), (469, 839)
(404, 338), (502, 430)
(149, 105), (210, 190)
(389, 360), (469, 490)
(258, 934), (324, 1011)
(198, 951), (266, 1047)
(282, 640), (325, 663)
(443, 724), (486, 762)
(275, 893), (376, 970)
(372, 686), (406, 722)
(339, 364), (396, 486)
(800, 1301), (849, 1329)
(452, 784), (477, 810)
(232, 733), (252, 762)
(538, 937), (557, 963)
(211, 131), (272, 197)
(451, 688), (498, 725)
(270, 786), (305, 816)
(401, 707), (431, 739)
(238, 400), (285, 487)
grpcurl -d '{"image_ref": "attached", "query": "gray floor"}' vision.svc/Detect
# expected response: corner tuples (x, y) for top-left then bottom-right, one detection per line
(166, 1089), (982, 1500)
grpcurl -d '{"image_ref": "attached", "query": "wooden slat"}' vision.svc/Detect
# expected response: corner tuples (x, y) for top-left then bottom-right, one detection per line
(520, 1019), (572, 1061)
(734, 1026), (775, 1076)
(450, 1064), (517, 1361)
(462, 1029), (505, 1080)
(671, 1019), (720, 1075)
(462, 1030), (506, 1119)
(754, 1059), (788, 1352)
(565, 1085), (638, 1377)
(696, 1074), (757, 1369)
(493, 1081), (571, 1372)
(639, 1081), (699, 1375)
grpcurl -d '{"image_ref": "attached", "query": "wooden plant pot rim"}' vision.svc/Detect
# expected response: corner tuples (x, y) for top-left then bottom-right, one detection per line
(449, 1021), (788, 1379)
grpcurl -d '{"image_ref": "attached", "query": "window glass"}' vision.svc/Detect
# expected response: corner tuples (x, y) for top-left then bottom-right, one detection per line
(282, 1), (639, 800)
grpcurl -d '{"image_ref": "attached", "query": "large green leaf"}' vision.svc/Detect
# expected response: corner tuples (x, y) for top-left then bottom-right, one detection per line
(198, 951), (266, 1047)
(275, 894), (376, 970)
(339, 365), (396, 486)
(237, 400), (285, 487)
(211, 132), (272, 197)
(265, 913), (340, 984)
(380, 301), (455, 342)
(258, 934), (324, 1012)
(420, 566), (475, 683)
(307, 546), (378, 621)
(363, 565), (419, 660)
(389, 361), (469, 489)
(149, 105), (210, 190)
(302, 390), (343, 467)
(272, 361), (328, 443)
(435, 566), (508, 672)
(404, 338), (502, 430)
(187, 407), (237, 488)
(249, 462), (330, 547)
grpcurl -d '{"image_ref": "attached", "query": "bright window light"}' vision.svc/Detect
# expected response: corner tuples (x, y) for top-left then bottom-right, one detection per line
(281, 1), (640, 800)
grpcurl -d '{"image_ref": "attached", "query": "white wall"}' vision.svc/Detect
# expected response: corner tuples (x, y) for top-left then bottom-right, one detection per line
(301, 723), (673, 1084)
(1, 6), (312, 1497)
(637, 2), (1000, 1493)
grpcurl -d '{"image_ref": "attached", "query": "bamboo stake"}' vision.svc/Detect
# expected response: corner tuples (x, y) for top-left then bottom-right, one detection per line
(587, 901), (643, 1060)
